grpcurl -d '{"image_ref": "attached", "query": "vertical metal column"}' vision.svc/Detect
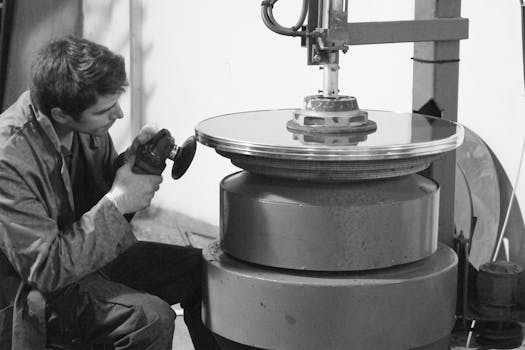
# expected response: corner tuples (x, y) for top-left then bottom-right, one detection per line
(129, 0), (143, 135)
(412, 0), (462, 247)
(0, 0), (13, 111)
(320, 0), (345, 97)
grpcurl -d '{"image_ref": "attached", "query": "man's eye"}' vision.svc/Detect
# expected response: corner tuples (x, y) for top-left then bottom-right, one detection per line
(96, 108), (111, 115)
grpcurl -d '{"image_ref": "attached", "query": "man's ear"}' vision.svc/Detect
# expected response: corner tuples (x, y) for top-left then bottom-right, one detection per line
(50, 107), (73, 125)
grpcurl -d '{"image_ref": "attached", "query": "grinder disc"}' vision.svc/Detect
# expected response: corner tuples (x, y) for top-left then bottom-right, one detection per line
(195, 109), (464, 180)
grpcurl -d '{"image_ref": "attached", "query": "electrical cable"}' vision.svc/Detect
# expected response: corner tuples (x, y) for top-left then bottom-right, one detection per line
(262, 1), (307, 37)
(261, 0), (308, 37)
(262, 5), (298, 37)
(291, 0), (308, 30)
(466, 2), (525, 348)
(492, 136), (525, 262)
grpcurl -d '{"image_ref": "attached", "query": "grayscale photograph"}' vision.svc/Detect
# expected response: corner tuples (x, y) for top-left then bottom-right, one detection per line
(0, 1), (523, 349)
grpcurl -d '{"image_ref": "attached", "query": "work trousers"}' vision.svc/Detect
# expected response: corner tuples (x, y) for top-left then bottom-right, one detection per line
(46, 241), (220, 350)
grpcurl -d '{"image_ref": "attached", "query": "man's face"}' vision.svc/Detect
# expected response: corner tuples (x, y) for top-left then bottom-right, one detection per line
(67, 93), (124, 136)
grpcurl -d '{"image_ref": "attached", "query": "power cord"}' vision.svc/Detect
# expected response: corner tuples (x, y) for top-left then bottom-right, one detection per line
(261, 0), (308, 37)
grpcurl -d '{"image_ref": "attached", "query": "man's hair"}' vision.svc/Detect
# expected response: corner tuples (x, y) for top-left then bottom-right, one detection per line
(30, 36), (128, 119)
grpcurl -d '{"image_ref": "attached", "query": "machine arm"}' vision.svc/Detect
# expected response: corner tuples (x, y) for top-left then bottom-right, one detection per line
(262, 0), (468, 100)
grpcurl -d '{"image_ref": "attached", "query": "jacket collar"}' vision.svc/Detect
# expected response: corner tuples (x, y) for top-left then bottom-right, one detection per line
(27, 91), (75, 213)
(27, 91), (63, 153)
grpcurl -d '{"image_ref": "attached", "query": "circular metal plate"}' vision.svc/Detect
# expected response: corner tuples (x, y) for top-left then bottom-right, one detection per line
(195, 109), (464, 161)
(203, 242), (457, 350)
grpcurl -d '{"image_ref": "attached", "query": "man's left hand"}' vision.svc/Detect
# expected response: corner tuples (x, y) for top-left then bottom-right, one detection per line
(127, 125), (159, 157)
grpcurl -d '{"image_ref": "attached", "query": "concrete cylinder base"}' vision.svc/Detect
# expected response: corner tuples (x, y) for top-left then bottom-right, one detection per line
(203, 242), (457, 350)
(221, 171), (439, 271)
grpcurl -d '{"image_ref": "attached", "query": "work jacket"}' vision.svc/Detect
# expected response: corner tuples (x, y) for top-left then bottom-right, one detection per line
(0, 92), (137, 349)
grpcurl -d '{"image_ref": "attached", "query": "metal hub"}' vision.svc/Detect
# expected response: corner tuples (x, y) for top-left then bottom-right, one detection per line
(288, 95), (377, 135)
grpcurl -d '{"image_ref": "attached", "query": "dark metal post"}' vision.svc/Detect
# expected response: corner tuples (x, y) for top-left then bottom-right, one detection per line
(0, 0), (14, 111)
(413, 0), (463, 247)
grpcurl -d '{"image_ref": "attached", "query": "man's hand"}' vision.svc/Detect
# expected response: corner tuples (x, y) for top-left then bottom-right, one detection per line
(127, 125), (159, 158)
(106, 154), (163, 214)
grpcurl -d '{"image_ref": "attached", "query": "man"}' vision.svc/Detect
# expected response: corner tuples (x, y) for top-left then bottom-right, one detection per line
(0, 36), (219, 349)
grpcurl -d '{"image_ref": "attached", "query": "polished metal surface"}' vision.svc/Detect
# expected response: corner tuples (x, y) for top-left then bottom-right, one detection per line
(221, 171), (439, 271)
(195, 109), (464, 161)
(453, 126), (525, 271)
(322, 63), (339, 97)
(454, 126), (500, 269)
(203, 242), (457, 350)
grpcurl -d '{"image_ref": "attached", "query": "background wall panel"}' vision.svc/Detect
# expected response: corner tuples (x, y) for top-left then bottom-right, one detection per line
(2, 0), (82, 110)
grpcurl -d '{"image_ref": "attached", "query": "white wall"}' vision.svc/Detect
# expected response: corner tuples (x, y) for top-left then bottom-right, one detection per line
(459, 0), (525, 202)
(140, 0), (416, 225)
(85, 0), (525, 227)
(2, 0), (82, 109)
(83, 0), (133, 152)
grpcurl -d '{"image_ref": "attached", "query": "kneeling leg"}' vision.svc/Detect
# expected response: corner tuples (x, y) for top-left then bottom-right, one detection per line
(48, 273), (175, 350)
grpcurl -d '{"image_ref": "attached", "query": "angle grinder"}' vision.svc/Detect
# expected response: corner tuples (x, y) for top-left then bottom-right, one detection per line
(132, 129), (197, 179)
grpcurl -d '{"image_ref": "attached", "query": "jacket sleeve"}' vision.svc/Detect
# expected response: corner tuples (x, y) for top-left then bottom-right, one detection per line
(103, 134), (135, 222)
(102, 133), (120, 187)
(0, 160), (137, 294)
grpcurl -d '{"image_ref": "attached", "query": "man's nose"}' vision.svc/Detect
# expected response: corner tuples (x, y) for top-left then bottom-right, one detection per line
(111, 104), (124, 120)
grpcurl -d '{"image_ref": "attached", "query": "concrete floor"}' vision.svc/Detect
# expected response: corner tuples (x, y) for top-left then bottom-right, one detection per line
(172, 304), (193, 350)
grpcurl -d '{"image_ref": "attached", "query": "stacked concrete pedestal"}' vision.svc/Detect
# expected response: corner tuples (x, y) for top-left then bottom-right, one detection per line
(202, 171), (457, 350)
(196, 109), (463, 350)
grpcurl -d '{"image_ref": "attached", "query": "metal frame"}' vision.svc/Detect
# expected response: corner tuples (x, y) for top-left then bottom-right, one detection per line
(307, 0), (465, 246)
(412, 0), (463, 246)
(329, 18), (468, 45)
(0, 0), (14, 111)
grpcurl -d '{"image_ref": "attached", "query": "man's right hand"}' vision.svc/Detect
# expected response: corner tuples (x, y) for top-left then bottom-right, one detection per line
(105, 154), (163, 214)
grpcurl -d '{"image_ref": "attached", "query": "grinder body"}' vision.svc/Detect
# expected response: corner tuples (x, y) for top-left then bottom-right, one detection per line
(133, 128), (197, 179)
